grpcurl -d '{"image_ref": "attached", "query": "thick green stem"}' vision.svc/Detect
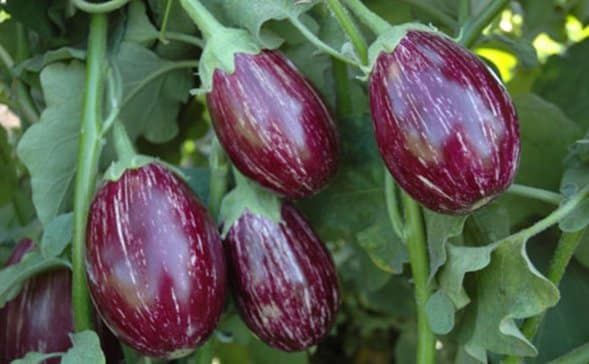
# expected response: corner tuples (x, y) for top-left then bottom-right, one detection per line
(341, 0), (390, 35)
(289, 18), (360, 67)
(399, 0), (457, 30)
(325, 0), (368, 64)
(208, 137), (228, 220)
(547, 342), (589, 364)
(503, 229), (586, 364)
(507, 184), (562, 206)
(179, 0), (225, 39)
(402, 192), (436, 364)
(72, 13), (108, 331)
(458, 0), (510, 47)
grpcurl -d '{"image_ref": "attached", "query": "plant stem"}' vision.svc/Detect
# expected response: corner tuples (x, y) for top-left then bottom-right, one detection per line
(72, 0), (130, 13)
(289, 18), (360, 67)
(503, 229), (586, 364)
(458, 0), (509, 47)
(159, 0), (173, 38)
(179, 0), (225, 39)
(385, 173), (405, 239)
(0, 42), (14, 69)
(72, 13), (108, 331)
(325, 0), (368, 64)
(341, 0), (390, 35)
(507, 184), (562, 206)
(459, 0), (470, 26)
(208, 137), (228, 220)
(402, 192), (435, 364)
(112, 121), (136, 160)
(399, 0), (457, 30)
(332, 59), (352, 118)
(162, 32), (204, 47)
(512, 186), (589, 242)
(547, 342), (589, 364)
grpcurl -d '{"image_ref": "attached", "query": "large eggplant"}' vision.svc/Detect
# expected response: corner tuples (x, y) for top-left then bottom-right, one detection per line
(85, 163), (226, 358)
(369, 30), (520, 214)
(207, 50), (340, 199)
(224, 203), (340, 351)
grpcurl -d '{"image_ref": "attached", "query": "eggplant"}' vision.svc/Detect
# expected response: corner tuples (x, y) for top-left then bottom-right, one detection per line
(0, 240), (121, 364)
(207, 50), (340, 199)
(85, 163), (226, 358)
(369, 30), (520, 214)
(224, 203), (340, 351)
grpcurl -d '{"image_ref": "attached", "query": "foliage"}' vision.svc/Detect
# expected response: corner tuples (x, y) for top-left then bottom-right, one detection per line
(1, 0), (589, 363)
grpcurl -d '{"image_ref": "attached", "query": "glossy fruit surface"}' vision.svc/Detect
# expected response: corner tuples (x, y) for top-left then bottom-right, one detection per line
(224, 203), (340, 351)
(0, 240), (121, 364)
(207, 50), (339, 199)
(369, 30), (520, 214)
(86, 163), (226, 358)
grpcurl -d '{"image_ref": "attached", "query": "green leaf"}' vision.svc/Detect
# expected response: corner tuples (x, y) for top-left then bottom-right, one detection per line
(61, 331), (106, 364)
(219, 171), (281, 237)
(533, 39), (589, 129)
(426, 290), (455, 335)
(40, 212), (73, 258)
(124, 1), (159, 45)
(357, 220), (406, 274)
(513, 93), (583, 190)
(458, 236), (559, 362)
(17, 61), (85, 226)
(182, 166), (211, 203)
(221, 0), (318, 48)
(425, 210), (467, 279)
(15, 47), (86, 75)
(0, 250), (70, 308)
(527, 241), (589, 363)
(115, 42), (192, 143)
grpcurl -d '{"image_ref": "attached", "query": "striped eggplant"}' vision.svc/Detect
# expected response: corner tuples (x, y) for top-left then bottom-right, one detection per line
(224, 203), (340, 351)
(207, 50), (340, 199)
(369, 30), (520, 214)
(0, 240), (121, 364)
(85, 163), (226, 359)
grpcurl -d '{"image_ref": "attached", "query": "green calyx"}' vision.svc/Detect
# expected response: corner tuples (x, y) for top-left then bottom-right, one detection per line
(218, 170), (282, 238)
(363, 22), (441, 79)
(195, 28), (263, 94)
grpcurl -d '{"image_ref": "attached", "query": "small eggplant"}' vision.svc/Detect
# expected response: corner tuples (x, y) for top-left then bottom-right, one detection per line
(207, 50), (340, 199)
(224, 203), (340, 351)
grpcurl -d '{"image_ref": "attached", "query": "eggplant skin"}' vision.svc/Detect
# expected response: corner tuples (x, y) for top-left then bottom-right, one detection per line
(224, 203), (340, 351)
(86, 163), (226, 359)
(0, 240), (121, 364)
(207, 50), (340, 199)
(369, 31), (520, 214)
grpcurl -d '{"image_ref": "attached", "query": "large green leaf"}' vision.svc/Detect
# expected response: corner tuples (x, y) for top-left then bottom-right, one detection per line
(513, 93), (582, 190)
(17, 61), (84, 225)
(115, 42), (192, 143)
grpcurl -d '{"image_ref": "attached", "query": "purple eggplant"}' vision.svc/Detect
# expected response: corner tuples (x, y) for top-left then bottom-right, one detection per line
(0, 240), (121, 364)
(85, 163), (226, 358)
(207, 50), (340, 199)
(369, 30), (520, 214)
(224, 203), (340, 351)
